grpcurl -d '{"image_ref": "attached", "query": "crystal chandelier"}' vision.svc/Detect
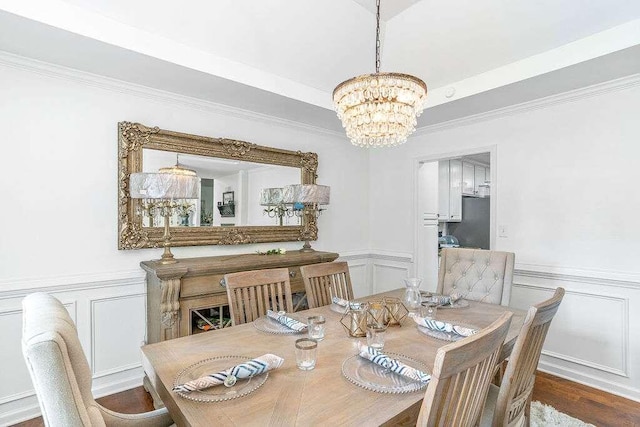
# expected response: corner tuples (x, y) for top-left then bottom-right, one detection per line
(332, 0), (427, 148)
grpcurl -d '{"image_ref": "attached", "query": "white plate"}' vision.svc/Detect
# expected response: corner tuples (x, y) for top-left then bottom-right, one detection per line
(342, 352), (430, 394)
(438, 299), (469, 309)
(329, 303), (348, 314)
(422, 295), (470, 309)
(173, 356), (268, 402)
(253, 315), (306, 334)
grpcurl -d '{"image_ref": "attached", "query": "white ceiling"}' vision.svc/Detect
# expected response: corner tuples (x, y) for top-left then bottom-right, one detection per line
(1, 0), (640, 132)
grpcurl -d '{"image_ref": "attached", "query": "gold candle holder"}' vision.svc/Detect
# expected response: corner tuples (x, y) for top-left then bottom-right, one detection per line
(382, 297), (408, 327)
(367, 299), (386, 327)
(340, 303), (369, 337)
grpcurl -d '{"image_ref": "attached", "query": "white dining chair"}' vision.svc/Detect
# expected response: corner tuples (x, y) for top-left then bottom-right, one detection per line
(437, 248), (515, 306)
(22, 292), (174, 427)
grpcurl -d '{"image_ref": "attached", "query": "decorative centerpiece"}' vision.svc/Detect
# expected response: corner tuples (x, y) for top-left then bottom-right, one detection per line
(382, 297), (408, 326)
(340, 302), (369, 337)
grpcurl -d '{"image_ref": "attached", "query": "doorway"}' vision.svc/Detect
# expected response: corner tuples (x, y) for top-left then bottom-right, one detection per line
(414, 147), (496, 292)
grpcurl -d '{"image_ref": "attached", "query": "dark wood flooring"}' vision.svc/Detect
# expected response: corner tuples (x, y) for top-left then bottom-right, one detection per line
(532, 371), (640, 427)
(14, 371), (640, 426)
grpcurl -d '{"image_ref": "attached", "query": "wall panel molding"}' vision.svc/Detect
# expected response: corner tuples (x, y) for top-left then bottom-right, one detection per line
(0, 270), (145, 298)
(515, 267), (640, 290)
(513, 282), (630, 378)
(90, 293), (146, 377)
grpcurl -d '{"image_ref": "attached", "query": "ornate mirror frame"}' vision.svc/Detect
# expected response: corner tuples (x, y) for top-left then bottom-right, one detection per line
(118, 122), (318, 249)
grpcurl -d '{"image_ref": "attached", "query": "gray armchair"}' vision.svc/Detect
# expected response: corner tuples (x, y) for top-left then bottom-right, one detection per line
(437, 248), (515, 306)
(22, 292), (173, 427)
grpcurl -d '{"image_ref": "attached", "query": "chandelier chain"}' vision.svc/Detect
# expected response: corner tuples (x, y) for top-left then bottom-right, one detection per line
(375, 0), (381, 73)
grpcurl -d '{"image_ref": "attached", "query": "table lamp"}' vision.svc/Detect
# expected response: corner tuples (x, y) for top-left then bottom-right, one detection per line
(282, 184), (330, 252)
(260, 187), (293, 226)
(129, 166), (199, 264)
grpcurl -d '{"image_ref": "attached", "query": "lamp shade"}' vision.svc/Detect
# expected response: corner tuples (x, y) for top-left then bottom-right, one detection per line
(260, 188), (284, 206)
(282, 184), (330, 205)
(129, 172), (199, 200)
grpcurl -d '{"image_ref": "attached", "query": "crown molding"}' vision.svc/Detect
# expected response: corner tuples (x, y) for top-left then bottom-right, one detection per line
(415, 72), (640, 136)
(0, 50), (345, 139)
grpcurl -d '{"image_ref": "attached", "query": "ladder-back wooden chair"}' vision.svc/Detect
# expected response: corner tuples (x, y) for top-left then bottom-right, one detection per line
(481, 287), (565, 427)
(300, 261), (354, 309)
(224, 268), (294, 326)
(417, 312), (513, 427)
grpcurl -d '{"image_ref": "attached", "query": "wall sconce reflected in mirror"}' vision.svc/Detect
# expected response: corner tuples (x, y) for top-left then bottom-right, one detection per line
(282, 184), (330, 252)
(129, 159), (199, 264)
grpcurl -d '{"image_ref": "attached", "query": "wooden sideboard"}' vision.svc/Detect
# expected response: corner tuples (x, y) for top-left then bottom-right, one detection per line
(140, 250), (339, 344)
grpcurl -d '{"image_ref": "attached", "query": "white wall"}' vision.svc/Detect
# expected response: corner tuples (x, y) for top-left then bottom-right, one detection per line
(2, 51), (639, 424)
(0, 55), (370, 424)
(368, 76), (640, 401)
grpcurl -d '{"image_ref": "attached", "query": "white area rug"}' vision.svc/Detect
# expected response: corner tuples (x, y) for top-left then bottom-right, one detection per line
(530, 401), (596, 427)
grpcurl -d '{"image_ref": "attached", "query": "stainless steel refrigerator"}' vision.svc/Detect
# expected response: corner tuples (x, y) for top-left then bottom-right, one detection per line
(447, 197), (490, 249)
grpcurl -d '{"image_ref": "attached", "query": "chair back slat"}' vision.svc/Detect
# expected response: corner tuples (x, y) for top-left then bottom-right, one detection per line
(418, 312), (512, 427)
(492, 287), (565, 426)
(300, 262), (354, 308)
(224, 268), (294, 326)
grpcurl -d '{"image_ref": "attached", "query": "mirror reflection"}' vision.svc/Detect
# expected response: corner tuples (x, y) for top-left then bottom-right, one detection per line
(142, 149), (302, 228)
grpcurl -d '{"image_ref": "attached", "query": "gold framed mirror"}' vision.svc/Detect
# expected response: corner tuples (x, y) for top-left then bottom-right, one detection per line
(118, 122), (318, 249)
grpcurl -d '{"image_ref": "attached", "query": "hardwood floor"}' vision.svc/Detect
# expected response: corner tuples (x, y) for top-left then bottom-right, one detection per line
(532, 371), (640, 427)
(14, 371), (640, 426)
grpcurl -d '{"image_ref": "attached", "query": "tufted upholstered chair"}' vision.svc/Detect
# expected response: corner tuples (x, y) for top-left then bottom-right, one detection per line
(22, 292), (174, 427)
(437, 248), (515, 306)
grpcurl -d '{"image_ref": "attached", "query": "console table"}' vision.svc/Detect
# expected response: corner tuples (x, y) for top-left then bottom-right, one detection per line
(140, 250), (339, 344)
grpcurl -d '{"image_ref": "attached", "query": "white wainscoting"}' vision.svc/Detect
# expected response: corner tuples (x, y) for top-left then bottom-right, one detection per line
(340, 251), (414, 296)
(512, 267), (640, 402)
(2, 256), (637, 424)
(0, 273), (147, 426)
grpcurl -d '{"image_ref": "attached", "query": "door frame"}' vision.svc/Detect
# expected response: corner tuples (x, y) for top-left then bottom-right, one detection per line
(413, 145), (498, 281)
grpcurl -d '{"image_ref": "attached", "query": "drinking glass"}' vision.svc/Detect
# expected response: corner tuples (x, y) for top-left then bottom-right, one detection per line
(420, 302), (438, 320)
(366, 324), (387, 351)
(308, 315), (326, 341)
(295, 338), (318, 370)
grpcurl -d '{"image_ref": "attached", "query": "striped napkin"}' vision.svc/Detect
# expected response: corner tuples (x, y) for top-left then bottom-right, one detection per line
(357, 342), (430, 383)
(408, 313), (477, 337)
(173, 354), (284, 393)
(428, 295), (452, 305)
(332, 296), (365, 310)
(266, 310), (307, 332)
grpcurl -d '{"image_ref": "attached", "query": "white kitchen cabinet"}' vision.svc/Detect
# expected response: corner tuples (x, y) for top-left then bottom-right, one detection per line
(438, 161), (450, 220)
(437, 160), (462, 222)
(462, 162), (476, 196)
(485, 167), (491, 183)
(474, 165), (486, 194)
(449, 160), (462, 221)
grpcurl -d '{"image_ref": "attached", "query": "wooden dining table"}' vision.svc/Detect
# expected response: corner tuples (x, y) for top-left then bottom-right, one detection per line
(141, 289), (526, 426)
